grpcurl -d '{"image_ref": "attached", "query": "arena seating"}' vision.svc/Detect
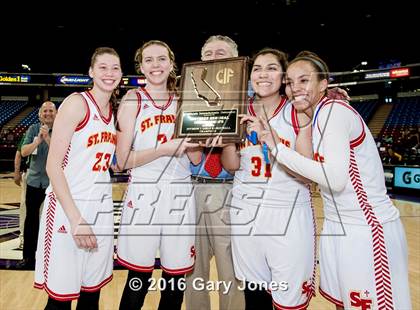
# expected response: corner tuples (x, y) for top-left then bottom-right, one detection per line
(383, 96), (420, 127)
(19, 107), (40, 127)
(380, 96), (420, 138)
(0, 107), (38, 147)
(0, 100), (27, 127)
(378, 96), (420, 165)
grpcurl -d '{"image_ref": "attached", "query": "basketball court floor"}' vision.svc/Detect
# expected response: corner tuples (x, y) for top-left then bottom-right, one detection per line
(0, 173), (418, 309)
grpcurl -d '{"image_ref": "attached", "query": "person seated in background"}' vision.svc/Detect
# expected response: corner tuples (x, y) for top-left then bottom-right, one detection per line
(387, 147), (402, 164)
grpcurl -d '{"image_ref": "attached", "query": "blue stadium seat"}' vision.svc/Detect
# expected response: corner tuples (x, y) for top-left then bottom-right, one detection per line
(0, 100), (28, 126)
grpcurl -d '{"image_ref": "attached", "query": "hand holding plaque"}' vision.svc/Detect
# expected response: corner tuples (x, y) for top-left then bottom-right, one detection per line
(175, 57), (248, 143)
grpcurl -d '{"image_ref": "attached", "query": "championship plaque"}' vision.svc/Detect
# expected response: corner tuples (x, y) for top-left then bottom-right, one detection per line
(175, 57), (248, 143)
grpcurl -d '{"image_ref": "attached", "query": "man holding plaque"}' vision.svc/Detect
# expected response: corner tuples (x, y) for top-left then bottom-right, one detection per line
(185, 35), (245, 310)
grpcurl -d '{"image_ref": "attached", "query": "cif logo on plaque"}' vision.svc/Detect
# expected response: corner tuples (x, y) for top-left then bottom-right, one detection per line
(216, 67), (234, 84)
(177, 56), (248, 143)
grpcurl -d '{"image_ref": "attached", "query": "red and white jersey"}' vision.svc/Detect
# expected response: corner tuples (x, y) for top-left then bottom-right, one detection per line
(46, 91), (116, 200)
(233, 96), (310, 208)
(311, 97), (399, 224)
(130, 88), (190, 181)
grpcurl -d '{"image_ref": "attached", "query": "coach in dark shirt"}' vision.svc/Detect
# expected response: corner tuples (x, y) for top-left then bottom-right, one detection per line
(19, 101), (56, 269)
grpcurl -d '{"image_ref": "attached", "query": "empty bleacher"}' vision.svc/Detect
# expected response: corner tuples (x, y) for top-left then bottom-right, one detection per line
(0, 99), (28, 127)
(380, 96), (420, 138)
(368, 103), (394, 138)
(19, 107), (40, 127)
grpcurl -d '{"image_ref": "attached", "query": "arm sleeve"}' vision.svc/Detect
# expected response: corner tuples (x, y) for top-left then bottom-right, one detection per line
(22, 124), (36, 146)
(272, 104), (354, 192)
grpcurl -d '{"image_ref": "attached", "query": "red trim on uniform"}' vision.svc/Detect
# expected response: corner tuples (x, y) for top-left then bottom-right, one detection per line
(315, 96), (331, 114)
(42, 192), (57, 285)
(314, 97), (332, 136)
(350, 130), (366, 148)
(135, 90), (142, 117)
(34, 282), (44, 289)
(348, 148), (394, 309)
(61, 143), (71, 169)
(318, 99), (366, 148)
(319, 287), (344, 307)
(291, 106), (300, 135)
(81, 274), (113, 292)
(330, 100), (365, 148)
(34, 282), (80, 301)
(272, 291), (313, 310)
(75, 94), (90, 131)
(271, 96), (287, 119)
(85, 91), (112, 124)
(247, 96), (286, 120)
(160, 264), (194, 275)
(335, 99), (358, 114)
(309, 185), (317, 295)
(116, 255), (155, 272)
(248, 96), (256, 116)
(140, 87), (173, 111)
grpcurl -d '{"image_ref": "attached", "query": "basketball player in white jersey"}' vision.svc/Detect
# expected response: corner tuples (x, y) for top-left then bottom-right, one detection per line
(221, 48), (316, 310)
(34, 47), (122, 310)
(260, 51), (411, 310)
(116, 40), (201, 310)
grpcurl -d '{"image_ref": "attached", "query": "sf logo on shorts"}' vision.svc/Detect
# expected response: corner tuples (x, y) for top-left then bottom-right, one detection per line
(301, 280), (312, 298)
(190, 245), (196, 258)
(349, 290), (373, 310)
